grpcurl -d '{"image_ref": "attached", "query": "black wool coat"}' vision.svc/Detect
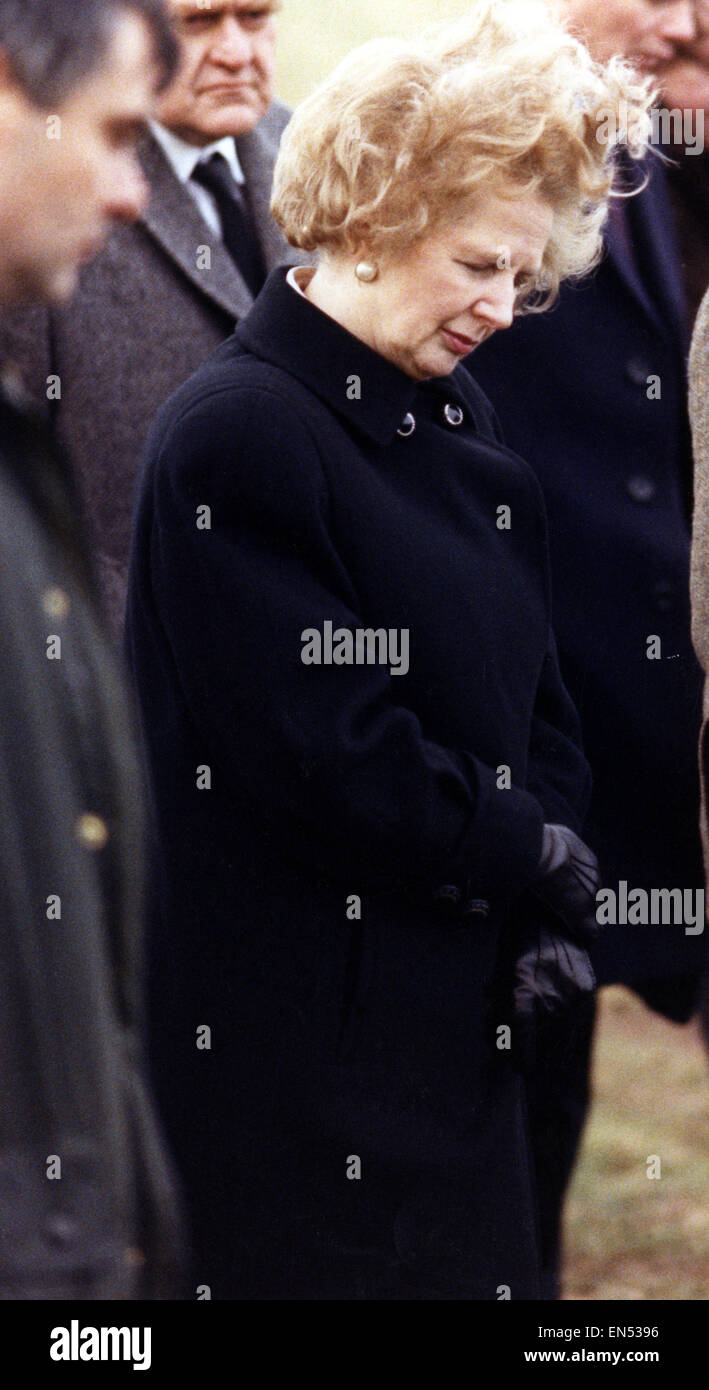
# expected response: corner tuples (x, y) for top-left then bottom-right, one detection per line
(126, 267), (592, 1300)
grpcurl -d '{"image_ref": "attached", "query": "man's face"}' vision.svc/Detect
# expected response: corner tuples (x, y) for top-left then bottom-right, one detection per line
(156, 1), (279, 146)
(558, 0), (696, 72)
(658, 1), (709, 116)
(0, 11), (157, 305)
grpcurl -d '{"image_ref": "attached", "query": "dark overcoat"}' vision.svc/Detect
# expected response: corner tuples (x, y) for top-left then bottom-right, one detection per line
(0, 372), (182, 1298)
(470, 154), (705, 1017)
(125, 268), (592, 1300)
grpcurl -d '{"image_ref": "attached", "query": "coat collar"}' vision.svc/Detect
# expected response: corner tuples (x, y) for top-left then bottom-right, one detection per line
(148, 121), (246, 187)
(235, 267), (423, 444)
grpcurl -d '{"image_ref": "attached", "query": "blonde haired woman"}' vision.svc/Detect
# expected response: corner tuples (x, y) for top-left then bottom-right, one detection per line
(127, 1), (652, 1299)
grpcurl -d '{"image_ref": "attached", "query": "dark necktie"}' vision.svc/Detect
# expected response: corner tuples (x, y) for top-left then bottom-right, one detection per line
(192, 153), (267, 299)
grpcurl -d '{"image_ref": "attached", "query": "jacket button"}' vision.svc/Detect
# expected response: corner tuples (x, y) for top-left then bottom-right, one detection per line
(432, 884), (462, 910)
(443, 403), (464, 427)
(625, 356), (653, 386)
(42, 587), (71, 621)
(76, 813), (109, 850)
(626, 474), (656, 503)
(0, 362), (29, 408)
(124, 1246), (146, 1269)
(652, 580), (677, 613)
(462, 898), (491, 920)
(397, 412), (416, 437)
(44, 1214), (78, 1247)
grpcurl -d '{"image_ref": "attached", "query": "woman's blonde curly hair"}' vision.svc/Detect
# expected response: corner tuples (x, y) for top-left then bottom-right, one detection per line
(271, 0), (655, 311)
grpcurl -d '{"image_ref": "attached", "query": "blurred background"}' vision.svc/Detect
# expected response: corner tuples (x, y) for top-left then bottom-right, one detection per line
(277, 1), (709, 1301)
(276, 0), (468, 105)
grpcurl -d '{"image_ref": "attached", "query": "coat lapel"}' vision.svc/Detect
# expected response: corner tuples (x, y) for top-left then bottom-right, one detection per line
(605, 153), (689, 354)
(137, 134), (256, 322)
(630, 156), (690, 354)
(237, 122), (302, 275)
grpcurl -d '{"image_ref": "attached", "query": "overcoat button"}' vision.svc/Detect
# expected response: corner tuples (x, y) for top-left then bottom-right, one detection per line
(624, 356), (653, 386)
(626, 474), (656, 503)
(45, 1214), (77, 1247)
(76, 813), (109, 850)
(0, 362), (28, 408)
(397, 412), (416, 437)
(433, 884), (462, 909)
(124, 1246), (146, 1269)
(443, 403), (464, 427)
(652, 580), (677, 613)
(462, 898), (491, 920)
(42, 587), (71, 620)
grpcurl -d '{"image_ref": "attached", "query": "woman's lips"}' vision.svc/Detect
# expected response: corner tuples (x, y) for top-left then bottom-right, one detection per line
(442, 328), (476, 355)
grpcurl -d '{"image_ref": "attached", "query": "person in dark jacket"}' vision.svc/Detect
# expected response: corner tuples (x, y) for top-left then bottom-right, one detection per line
(471, 0), (707, 1296)
(0, 0), (184, 1298)
(126, 1), (652, 1299)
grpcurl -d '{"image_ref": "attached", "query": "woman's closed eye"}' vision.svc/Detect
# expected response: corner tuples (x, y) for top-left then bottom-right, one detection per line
(460, 261), (536, 290)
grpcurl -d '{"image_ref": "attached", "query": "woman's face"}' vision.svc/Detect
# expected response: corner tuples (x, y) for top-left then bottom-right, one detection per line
(353, 186), (555, 380)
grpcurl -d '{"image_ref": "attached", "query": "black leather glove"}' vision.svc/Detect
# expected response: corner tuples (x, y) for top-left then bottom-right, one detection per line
(512, 924), (596, 1074)
(533, 823), (601, 948)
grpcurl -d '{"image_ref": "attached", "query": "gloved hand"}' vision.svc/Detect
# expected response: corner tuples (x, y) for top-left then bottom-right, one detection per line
(533, 823), (601, 948)
(512, 924), (596, 1074)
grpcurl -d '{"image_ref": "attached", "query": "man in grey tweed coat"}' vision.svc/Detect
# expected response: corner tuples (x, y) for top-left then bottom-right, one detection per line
(0, 0), (301, 641)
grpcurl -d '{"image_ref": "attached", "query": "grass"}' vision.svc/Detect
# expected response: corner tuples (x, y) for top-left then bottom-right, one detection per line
(563, 986), (709, 1300)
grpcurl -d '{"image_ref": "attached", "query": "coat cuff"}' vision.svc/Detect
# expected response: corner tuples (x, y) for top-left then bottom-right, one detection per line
(460, 756), (546, 904)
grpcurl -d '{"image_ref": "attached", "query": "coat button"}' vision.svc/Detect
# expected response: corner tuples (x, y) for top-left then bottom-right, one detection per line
(626, 474), (656, 503)
(124, 1246), (146, 1269)
(76, 813), (109, 850)
(432, 884), (462, 910)
(625, 356), (653, 386)
(0, 362), (29, 408)
(443, 403), (465, 427)
(397, 412), (416, 437)
(652, 580), (677, 613)
(462, 898), (491, 920)
(42, 587), (71, 621)
(44, 1214), (78, 1248)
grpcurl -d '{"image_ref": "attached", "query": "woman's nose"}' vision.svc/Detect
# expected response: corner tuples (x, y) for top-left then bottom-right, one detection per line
(474, 278), (516, 331)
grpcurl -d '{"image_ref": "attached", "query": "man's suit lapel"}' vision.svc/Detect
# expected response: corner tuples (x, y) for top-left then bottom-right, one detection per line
(138, 135), (256, 323)
(237, 122), (300, 275)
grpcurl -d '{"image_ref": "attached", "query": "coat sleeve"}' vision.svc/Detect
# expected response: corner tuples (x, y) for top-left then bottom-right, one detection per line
(525, 630), (592, 836)
(144, 381), (550, 903)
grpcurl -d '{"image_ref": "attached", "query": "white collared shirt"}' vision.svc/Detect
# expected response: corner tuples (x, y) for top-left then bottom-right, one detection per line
(149, 120), (246, 238)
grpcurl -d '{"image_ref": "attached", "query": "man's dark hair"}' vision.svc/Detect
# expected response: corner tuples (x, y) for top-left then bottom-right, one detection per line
(0, 0), (179, 106)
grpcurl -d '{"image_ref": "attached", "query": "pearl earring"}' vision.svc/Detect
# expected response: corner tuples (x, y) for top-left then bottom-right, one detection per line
(355, 261), (378, 283)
